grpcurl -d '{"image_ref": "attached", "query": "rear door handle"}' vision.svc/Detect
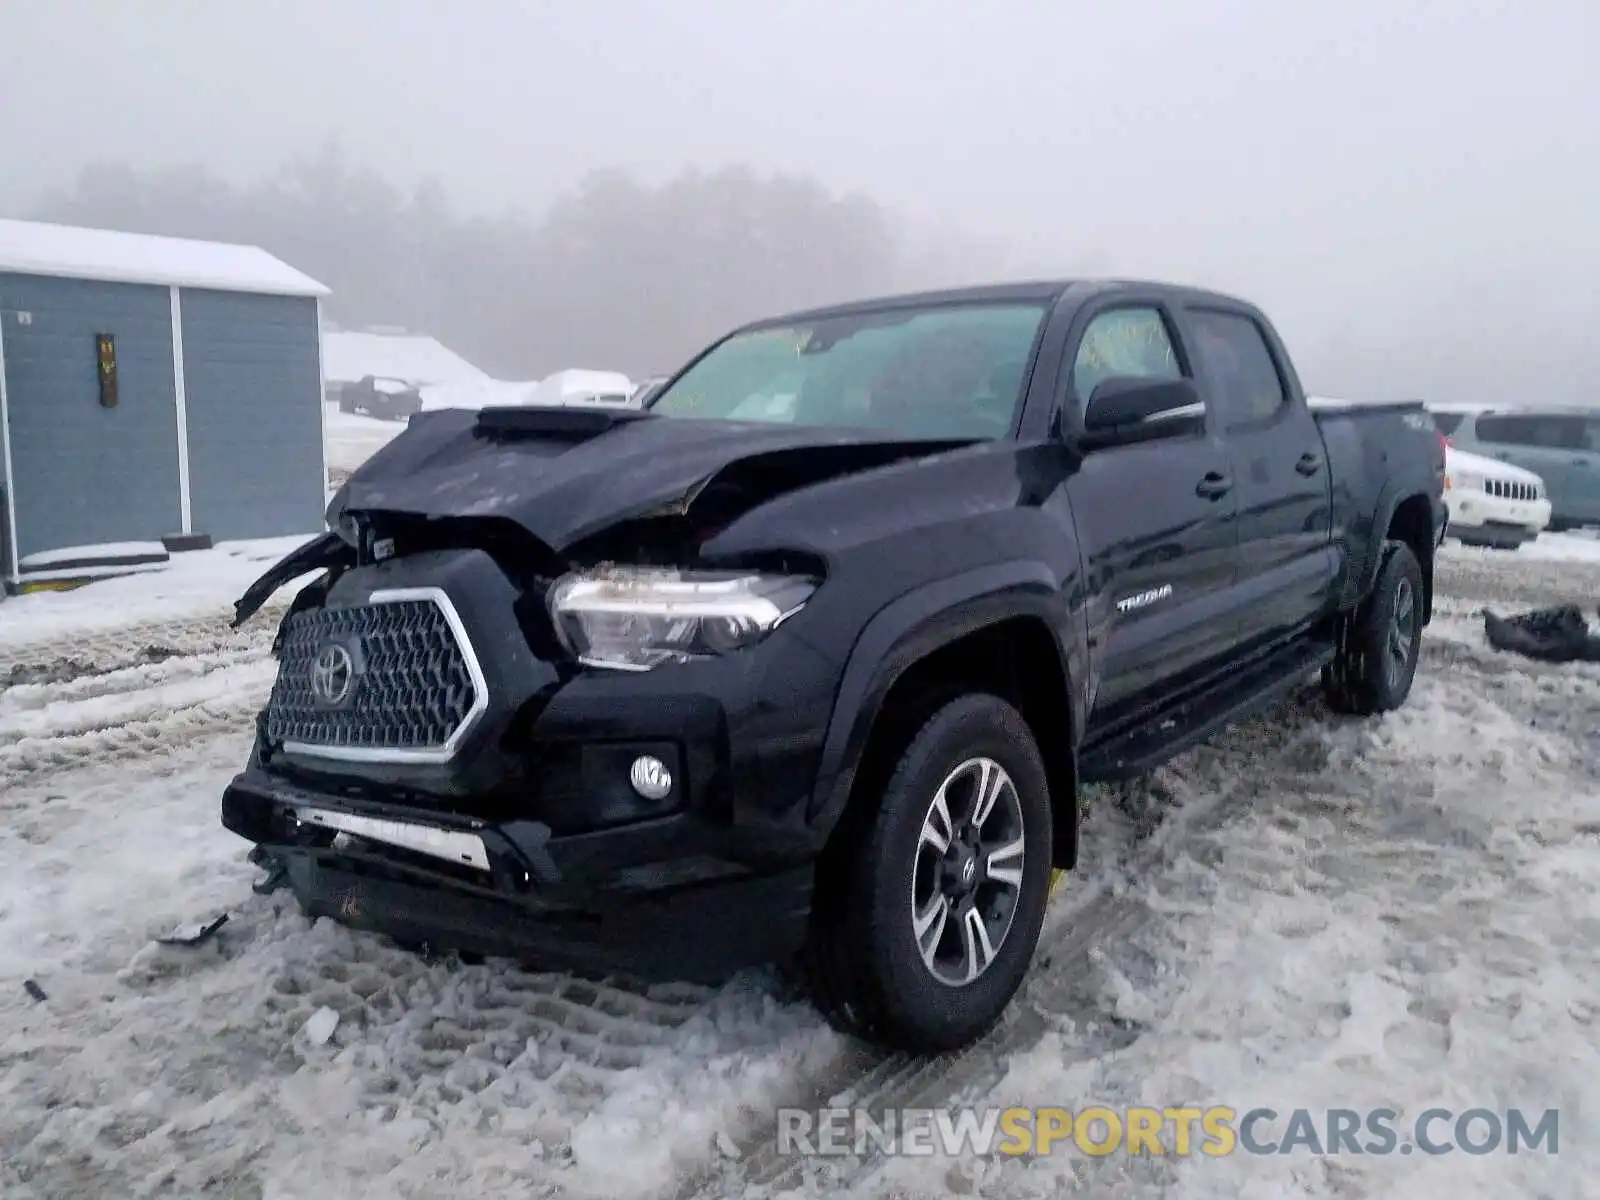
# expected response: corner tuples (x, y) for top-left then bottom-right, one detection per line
(1196, 471), (1232, 500)
(1295, 453), (1323, 476)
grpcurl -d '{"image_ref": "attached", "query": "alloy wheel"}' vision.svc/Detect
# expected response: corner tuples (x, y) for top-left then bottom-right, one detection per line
(910, 756), (1027, 987)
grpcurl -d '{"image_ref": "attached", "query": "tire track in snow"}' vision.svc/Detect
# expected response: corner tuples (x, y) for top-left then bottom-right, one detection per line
(0, 600), (290, 787)
(0, 601), (289, 688)
(0, 648), (280, 791)
(2, 556), (1582, 1197)
(680, 688), (1333, 1199)
(1434, 550), (1600, 610)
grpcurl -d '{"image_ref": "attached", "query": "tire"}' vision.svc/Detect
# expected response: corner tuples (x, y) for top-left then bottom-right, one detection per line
(1322, 540), (1425, 715)
(801, 693), (1055, 1053)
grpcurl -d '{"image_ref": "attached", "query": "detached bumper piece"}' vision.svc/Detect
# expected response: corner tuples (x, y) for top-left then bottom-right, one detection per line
(222, 774), (813, 983)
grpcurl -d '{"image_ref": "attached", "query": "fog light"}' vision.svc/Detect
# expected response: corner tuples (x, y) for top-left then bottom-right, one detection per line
(629, 755), (674, 801)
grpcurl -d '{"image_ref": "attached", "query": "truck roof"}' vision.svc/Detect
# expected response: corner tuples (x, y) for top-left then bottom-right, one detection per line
(746, 279), (1258, 329)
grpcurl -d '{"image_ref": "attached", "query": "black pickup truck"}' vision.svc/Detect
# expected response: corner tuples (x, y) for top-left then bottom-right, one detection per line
(225, 280), (1446, 1053)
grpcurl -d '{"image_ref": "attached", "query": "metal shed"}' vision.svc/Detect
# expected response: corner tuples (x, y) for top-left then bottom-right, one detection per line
(0, 217), (331, 586)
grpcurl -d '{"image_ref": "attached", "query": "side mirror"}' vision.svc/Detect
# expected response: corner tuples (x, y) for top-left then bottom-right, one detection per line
(1078, 376), (1203, 449)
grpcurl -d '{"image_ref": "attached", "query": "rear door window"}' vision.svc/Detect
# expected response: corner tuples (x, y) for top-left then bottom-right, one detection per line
(1186, 309), (1287, 425)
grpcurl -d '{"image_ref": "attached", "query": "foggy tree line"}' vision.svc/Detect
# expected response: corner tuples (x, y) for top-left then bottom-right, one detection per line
(30, 144), (1019, 381)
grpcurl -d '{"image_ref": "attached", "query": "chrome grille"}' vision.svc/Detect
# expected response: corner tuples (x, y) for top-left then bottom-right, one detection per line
(1484, 478), (1538, 501)
(265, 588), (484, 762)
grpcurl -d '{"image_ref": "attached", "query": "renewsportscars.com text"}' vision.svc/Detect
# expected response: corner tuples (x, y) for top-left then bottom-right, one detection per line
(776, 1105), (1560, 1158)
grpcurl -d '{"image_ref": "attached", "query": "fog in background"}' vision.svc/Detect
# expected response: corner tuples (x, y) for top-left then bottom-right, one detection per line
(2, 0), (1595, 402)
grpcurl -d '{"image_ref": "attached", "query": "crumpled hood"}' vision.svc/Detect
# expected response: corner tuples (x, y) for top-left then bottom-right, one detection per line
(329, 405), (980, 551)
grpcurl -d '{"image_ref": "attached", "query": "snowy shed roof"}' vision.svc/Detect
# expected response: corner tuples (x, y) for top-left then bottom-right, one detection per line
(0, 217), (329, 297)
(321, 330), (489, 386)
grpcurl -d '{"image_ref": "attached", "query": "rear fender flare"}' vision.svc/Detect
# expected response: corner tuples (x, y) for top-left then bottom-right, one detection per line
(1355, 484), (1436, 610)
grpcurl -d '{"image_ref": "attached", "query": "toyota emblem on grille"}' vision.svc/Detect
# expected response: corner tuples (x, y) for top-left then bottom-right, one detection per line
(311, 642), (356, 708)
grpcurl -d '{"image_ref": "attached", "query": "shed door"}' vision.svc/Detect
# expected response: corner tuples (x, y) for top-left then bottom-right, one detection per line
(180, 289), (326, 541)
(1, 277), (180, 562)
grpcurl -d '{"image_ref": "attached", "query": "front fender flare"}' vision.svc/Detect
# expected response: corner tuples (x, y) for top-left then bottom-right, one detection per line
(807, 561), (1083, 856)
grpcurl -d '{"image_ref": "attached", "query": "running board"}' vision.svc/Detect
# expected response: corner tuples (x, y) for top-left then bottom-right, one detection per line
(1079, 639), (1334, 783)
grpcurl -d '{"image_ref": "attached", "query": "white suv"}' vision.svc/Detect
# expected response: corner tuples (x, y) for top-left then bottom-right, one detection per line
(1430, 408), (1552, 548)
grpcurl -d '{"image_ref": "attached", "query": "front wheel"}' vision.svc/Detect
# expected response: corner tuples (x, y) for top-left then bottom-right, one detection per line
(802, 694), (1055, 1053)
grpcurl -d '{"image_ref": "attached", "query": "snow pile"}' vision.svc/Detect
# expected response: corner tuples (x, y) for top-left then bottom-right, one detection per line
(527, 369), (636, 407)
(419, 379), (541, 412)
(321, 331), (487, 387)
(324, 405), (404, 476)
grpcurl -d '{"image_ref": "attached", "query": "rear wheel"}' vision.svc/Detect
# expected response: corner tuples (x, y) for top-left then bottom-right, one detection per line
(802, 693), (1054, 1053)
(1323, 540), (1425, 714)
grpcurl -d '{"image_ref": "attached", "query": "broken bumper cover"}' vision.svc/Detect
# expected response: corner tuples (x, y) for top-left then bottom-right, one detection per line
(222, 771), (815, 982)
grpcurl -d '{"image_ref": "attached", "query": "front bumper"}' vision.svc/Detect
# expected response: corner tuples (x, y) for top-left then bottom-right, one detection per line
(224, 770), (814, 981)
(1446, 491), (1551, 537)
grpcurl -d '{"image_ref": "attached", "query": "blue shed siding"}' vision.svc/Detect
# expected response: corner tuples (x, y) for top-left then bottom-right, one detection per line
(179, 289), (325, 541)
(0, 273), (180, 561)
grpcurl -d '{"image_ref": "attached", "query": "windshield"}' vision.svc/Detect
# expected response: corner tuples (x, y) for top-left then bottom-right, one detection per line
(646, 302), (1049, 440)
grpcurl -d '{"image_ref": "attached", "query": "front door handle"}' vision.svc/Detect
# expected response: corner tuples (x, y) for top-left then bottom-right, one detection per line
(1295, 452), (1323, 476)
(1196, 471), (1232, 500)
(1575, 458), (1591, 468)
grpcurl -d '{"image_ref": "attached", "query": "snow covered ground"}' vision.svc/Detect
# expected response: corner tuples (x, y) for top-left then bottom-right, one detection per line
(0, 536), (320, 648)
(325, 404), (404, 484)
(0, 539), (1596, 1199)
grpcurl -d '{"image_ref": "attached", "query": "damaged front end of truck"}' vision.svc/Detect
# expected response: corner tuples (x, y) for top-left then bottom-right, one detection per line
(222, 402), (991, 979)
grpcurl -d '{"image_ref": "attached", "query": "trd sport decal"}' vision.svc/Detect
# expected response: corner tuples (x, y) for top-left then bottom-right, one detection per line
(1115, 583), (1173, 614)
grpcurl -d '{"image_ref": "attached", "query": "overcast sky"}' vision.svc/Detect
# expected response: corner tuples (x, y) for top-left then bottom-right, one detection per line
(1, 0), (1597, 402)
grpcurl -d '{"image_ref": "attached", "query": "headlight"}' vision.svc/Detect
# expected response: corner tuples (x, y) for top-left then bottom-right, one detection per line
(548, 567), (817, 670)
(1453, 473), (1483, 492)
